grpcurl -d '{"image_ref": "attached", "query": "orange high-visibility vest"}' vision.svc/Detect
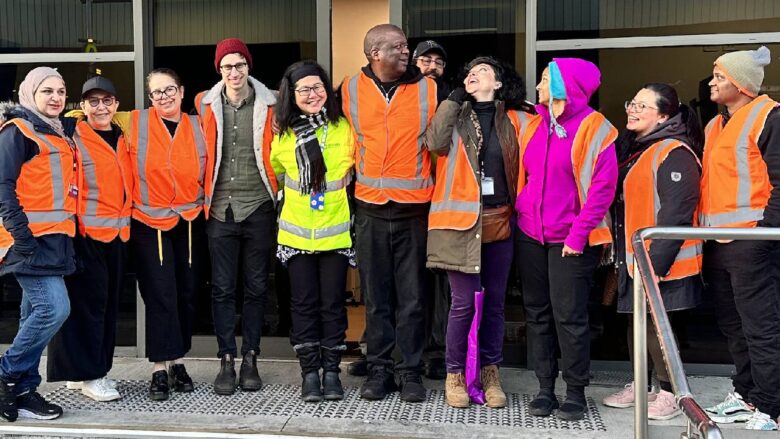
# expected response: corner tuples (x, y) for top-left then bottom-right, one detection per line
(700, 95), (777, 228)
(517, 112), (617, 246)
(128, 108), (206, 231)
(342, 72), (437, 204)
(624, 139), (703, 280)
(429, 130), (480, 230)
(73, 121), (133, 242)
(194, 91), (277, 218)
(0, 118), (77, 258)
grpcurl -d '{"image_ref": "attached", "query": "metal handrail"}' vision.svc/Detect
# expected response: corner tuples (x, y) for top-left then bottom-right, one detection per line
(630, 226), (780, 438)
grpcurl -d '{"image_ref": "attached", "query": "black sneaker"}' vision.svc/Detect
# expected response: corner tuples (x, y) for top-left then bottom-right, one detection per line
(16, 391), (62, 420)
(149, 370), (170, 401)
(347, 354), (368, 377)
(399, 372), (427, 402)
(557, 398), (587, 421)
(0, 380), (17, 422)
(529, 392), (559, 417)
(359, 368), (397, 400)
(169, 364), (194, 392)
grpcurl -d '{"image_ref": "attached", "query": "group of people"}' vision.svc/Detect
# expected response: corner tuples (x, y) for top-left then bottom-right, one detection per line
(0, 23), (778, 432)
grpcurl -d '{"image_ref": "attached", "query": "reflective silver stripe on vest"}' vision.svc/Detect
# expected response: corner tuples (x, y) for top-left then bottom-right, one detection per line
(137, 110), (151, 206)
(347, 76), (365, 175)
(430, 130), (480, 215)
(416, 79), (430, 177)
(72, 131), (100, 218)
(18, 119), (68, 216)
(25, 211), (73, 223)
(285, 173), (352, 193)
(80, 216), (130, 228)
(513, 110), (529, 137)
(356, 174), (433, 190)
(627, 242), (701, 271)
(650, 139), (678, 213)
(278, 219), (350, 240)
(134, 204), (175, 218)
(577, 119), (614, 201)
(188, 114), (207, 178)
(702, 101), (772, 226)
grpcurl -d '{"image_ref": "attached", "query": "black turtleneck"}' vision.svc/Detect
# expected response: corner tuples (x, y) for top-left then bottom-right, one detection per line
(473, 101), (508, 207)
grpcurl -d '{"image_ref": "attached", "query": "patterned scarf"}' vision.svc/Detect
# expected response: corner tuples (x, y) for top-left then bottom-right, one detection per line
(291, 108), (328, 195)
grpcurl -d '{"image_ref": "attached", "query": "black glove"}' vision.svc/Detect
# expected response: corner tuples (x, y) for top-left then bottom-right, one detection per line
(447, 87), (468, 105)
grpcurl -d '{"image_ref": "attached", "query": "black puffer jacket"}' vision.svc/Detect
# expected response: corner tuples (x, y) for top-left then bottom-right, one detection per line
(0, 105), (75, 277)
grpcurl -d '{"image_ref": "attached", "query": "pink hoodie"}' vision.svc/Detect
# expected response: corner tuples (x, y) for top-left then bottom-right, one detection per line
(515, 58), (617, 252)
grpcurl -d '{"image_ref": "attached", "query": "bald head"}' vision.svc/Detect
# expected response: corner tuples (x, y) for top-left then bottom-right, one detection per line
(363, 24), (405, 59)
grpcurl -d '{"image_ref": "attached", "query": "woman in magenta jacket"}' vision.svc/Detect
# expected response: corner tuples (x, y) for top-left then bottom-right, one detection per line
(515, 58), (618, 421)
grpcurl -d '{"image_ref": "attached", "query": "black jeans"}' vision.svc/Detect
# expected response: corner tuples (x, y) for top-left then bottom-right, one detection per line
(287, 252), (349, 348)
(703, 239), (780, 419)
(355, 209), (427, 373)
(516, 230), (600, 389)
(207, 204), (275, 358)
(48, 234), (126, 382)
(131, 216), (203, 363)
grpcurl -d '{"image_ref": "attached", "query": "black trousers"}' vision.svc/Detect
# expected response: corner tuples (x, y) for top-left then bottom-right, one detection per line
(423, 269), (450, 361)
(207, 204), (275, 357)
(704, 239), (780, 418)
(131, 216), (203, 363)
(47, 234), (126, 382)
(355, 209), (427, 373)
(516, 230), (600, 389)
(287, 251), (348, 348)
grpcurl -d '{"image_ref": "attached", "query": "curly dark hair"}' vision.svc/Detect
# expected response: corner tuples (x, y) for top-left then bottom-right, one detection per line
(462, 56), (534, 113)
(275, 60), (341, 134)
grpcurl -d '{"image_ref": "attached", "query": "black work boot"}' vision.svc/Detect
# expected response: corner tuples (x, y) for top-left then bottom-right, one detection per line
(168, 364), (194, 392)
(360, 366), (397, 400)
(347, 354), (368, 376)
(0, 379), (17, 422)
(213, 354), (236, 395)
(239, 350), (262, 391)
(321, 346), (345, 400)
(149, 370), (170, 401)
(295, 344), (323, 402)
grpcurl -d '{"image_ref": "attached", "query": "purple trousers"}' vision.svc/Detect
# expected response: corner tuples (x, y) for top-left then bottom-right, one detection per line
(445, 237), (513, 373)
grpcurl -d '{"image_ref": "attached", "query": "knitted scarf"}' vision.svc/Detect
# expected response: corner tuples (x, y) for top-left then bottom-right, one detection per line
(291, 108), (328, 195)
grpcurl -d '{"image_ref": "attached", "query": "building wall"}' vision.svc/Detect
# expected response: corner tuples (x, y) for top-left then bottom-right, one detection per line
(332, 0), (389, 83)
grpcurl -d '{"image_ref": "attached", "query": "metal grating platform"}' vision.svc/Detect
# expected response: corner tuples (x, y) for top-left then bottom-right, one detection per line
(44, 381), (606, 432)
(590, 370), (634, 388)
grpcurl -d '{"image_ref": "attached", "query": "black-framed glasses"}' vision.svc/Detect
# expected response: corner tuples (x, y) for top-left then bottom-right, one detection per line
(416, 56), (446, 68)
(220, 62), (248, 74)
(148, 85), (179, 101)
(624, 100), (658, 113)
(86, 97), (116, 108)
(294, 83), (326, 97)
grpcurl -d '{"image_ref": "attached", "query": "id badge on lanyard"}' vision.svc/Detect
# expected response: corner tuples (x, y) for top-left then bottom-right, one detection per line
(481, 176), (495, 196)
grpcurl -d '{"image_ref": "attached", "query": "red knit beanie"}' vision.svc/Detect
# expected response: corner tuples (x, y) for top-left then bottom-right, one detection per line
(214, 38), (252, 72)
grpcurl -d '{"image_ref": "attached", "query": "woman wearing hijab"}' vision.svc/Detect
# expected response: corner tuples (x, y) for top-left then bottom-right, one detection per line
(602, 83), (703, 421)
(128, 68), (206, 401)
(270, 60), (354, 402)
(425, 56), (534, 408)
(0, 67), (76, 421)
(515, 59), (618, 421)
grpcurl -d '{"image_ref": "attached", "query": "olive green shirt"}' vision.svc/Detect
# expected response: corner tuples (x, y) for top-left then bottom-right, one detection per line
(210, 86), (271, 222)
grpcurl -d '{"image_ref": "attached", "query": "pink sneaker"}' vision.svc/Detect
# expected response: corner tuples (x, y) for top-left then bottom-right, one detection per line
(648, 389), (681, 420)
(602, 382), (657, 408)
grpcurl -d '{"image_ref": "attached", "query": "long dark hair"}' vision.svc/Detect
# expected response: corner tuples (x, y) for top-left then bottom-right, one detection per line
(275, 60), (340, 134)
(617, 82), (704, 162)
(461, 56), (535, 114)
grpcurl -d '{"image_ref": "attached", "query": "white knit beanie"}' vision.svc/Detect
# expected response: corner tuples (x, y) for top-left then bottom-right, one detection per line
(714, 46), (771, 98)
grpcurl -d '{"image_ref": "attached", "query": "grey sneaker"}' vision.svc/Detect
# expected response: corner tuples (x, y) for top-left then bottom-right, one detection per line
(705, 392), (754, 423)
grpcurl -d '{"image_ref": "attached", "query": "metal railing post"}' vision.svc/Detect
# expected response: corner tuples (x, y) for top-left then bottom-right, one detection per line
(628, 226), (780, 439)
(632, 264), (648, 439)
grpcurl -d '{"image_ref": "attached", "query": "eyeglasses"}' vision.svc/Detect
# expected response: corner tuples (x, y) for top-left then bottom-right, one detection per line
(294, 83), (326, 97)
(148, 85), (179, 101)
(86, 97), (116, 108)
(416, 56), (446, 68)
(624, 100), (658, 113)
(219, 62), (248, 74)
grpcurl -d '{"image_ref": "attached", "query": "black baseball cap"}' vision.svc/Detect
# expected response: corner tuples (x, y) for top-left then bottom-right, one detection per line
(413, 40), (447, 61)
(81, 76), (117, 98)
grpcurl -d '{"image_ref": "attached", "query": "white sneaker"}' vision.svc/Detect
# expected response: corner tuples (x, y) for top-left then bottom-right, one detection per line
(81, 377), (120, 402)
(66, 381), (83, 390)
(745, 410), (779, 430)
(705, 392), (754, 423)
(103, 378), (118, 390)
